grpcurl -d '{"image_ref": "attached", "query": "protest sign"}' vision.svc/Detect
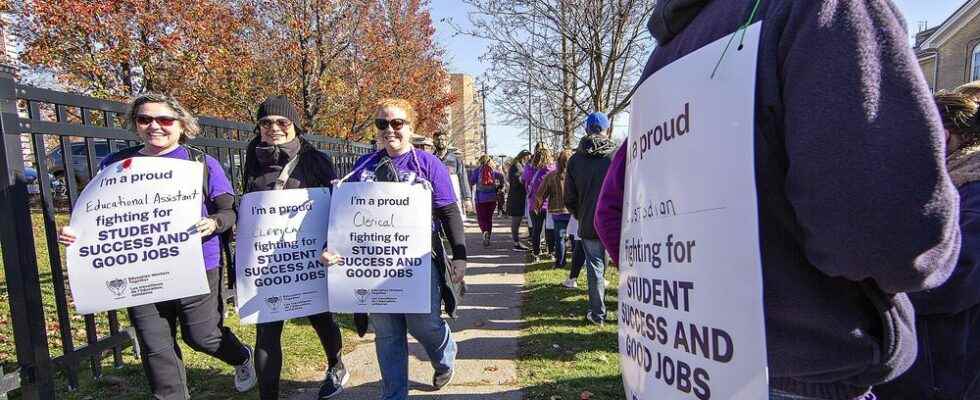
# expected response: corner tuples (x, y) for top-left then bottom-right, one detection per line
(235, 188), (331, 324)
(326, 182), (432, 313)
(619, 22), (768, 399)
(66, 157), (208, 315)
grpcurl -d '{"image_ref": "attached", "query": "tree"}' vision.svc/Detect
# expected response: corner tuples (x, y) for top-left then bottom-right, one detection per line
(13, 0), (262, 120)
(458, 0), (655, 148)
(337, 0), (454, 141)
(246, 0), (369, 133)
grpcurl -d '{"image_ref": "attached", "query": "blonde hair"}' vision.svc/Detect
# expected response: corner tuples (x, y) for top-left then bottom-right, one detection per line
(127, 93), (200, 143)
(531, 147), (553, 168)
(376, 98), (418, 125)
(956, 81), (980, 102)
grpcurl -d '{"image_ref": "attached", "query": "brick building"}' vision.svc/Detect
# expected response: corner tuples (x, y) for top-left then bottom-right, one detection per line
(444, 73), (485, 166)
(915, 0), (980, 92)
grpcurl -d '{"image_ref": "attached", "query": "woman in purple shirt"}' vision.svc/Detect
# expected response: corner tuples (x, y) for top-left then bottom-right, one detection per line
(58, 93), (255, 399)
(468, 155), (505, 246)
(320, 98), (467, 400)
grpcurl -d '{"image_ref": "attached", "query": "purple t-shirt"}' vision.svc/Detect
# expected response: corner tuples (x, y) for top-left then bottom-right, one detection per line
(99, 146), (234, 270)
(348, 149), (457, 208)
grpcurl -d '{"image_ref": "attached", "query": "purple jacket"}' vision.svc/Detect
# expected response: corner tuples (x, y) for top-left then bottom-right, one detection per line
(595, 1), (959, 398)
(527, 164), (555, 211)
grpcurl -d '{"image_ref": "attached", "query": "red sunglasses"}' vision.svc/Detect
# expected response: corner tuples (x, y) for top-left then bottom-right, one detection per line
(135, 114), (178, 127)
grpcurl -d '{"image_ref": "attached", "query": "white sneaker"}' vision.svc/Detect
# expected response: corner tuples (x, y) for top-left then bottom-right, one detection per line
(234, 345), (257, 392)
(562, 278), (578, 288)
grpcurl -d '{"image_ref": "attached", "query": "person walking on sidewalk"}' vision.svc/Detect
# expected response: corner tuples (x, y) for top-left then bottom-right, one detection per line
(535, 149), (573, 270)
(58, 93), (257, 400)
(565, 112), (614, 325)
(506, 150), (531, 250)
(242, 96), (348, 400)
(433, 130), (472, 215)
(595, 2), (959, 398)
(469, 154), (505, 246)
(526, 146), (555, 260)
(321, 98), (467, 400)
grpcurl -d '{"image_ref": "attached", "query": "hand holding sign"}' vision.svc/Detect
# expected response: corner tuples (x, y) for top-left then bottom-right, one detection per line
(320, 250), (341, 267)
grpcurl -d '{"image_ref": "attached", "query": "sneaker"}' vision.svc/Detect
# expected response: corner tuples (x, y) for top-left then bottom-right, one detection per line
(586, 311), (604, 326)
(234, 345), (257, 392)
(318, 361), (349, 399)
(562, 278), (578, 289)
(512, 242), (529, 251)
(483, 232), (491, 247)
(433, 368), (454, 389)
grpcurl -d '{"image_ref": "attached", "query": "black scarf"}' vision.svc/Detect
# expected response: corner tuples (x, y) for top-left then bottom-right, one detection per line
(254, 137), (302, 167)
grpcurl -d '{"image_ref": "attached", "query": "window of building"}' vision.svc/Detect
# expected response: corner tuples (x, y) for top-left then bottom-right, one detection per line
(973, 43), (980, 81)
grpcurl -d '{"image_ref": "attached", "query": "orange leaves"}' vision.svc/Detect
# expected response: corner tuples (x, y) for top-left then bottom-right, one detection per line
(14, 0), (453, 141)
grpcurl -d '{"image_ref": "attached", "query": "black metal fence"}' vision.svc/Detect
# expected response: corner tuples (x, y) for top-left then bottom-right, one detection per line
(0, 66), (373, 399)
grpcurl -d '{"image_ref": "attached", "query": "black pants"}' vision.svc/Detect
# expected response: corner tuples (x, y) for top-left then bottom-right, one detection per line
(530, 211), (545, 254)
(569, 239), (585, 279)
(510, 216), (523, 243)
(255, 312), (343, 400)
(128, 267), (249, 400)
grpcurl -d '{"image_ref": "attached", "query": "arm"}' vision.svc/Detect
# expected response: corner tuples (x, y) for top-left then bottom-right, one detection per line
(596, 145), (626, 265)
(435, 204), (467, 260)
(564, 158), (580, 218)
(209, 194), (236, 234)
(779, 1), (958, 293)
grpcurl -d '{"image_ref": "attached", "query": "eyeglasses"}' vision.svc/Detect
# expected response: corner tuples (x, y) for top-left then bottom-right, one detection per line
(374, 118), (410, 131)
(135, 114), (178, 127)
(259, 118), (292, 129)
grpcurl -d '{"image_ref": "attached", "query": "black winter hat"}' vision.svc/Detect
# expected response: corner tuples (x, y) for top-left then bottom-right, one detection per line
(256, 96), (303, 133)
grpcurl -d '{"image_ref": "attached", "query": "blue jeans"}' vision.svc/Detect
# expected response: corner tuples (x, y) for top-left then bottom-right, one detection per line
(370, 265), (456, 400)
(581, 239), (607, 319)
(552, 214), (570, 268)
(770, 390), (876, 400)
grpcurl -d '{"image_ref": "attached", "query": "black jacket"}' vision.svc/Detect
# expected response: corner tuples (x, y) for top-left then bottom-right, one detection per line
(564, 134), (613, 239)
(243, 136), (337, 192)
(505, 162), (526, 216)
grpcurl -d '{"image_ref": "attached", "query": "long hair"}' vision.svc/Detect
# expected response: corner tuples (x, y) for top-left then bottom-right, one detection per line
(531, 146), (553, 169)
(554, 149), (573, 188)
(936, 91), (980, 147)
(126, 93), (200, 143)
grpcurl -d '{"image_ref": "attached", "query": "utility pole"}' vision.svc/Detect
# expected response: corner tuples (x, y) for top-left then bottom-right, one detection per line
(481, 81), (488, 156)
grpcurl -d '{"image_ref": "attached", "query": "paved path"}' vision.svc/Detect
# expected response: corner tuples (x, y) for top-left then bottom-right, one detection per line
(288, 219), (524, 400)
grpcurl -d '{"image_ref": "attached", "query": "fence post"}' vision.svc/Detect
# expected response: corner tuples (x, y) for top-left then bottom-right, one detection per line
(0, 66), (54, 399)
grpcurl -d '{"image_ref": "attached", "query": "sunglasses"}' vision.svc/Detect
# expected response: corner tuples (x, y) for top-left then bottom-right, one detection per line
(135, 114), (178, 127)
(374, 118), (410, 131)
(259, 118), (292, 129)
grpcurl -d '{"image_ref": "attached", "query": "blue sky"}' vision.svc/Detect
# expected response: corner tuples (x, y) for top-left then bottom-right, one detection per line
(430, 0), (967, 157)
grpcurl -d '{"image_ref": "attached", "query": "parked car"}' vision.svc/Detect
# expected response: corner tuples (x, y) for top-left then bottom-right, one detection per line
(46, 140), (113, 187)
(24, 166), (66, 198)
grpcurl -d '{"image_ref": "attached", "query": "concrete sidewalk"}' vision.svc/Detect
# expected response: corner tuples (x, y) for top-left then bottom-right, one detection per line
(287, 219), (524, 400)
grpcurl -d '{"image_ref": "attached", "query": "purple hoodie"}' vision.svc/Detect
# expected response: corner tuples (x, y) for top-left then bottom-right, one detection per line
(595, 1), (959, 398)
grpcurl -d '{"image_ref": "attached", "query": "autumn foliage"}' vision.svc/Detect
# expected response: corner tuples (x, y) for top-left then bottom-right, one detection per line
(12, 0), (453, 141)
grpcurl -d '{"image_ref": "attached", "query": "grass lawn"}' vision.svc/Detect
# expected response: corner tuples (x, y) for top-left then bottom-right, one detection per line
(518, 259), (622, 400)
(0, 212), (358, 399)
